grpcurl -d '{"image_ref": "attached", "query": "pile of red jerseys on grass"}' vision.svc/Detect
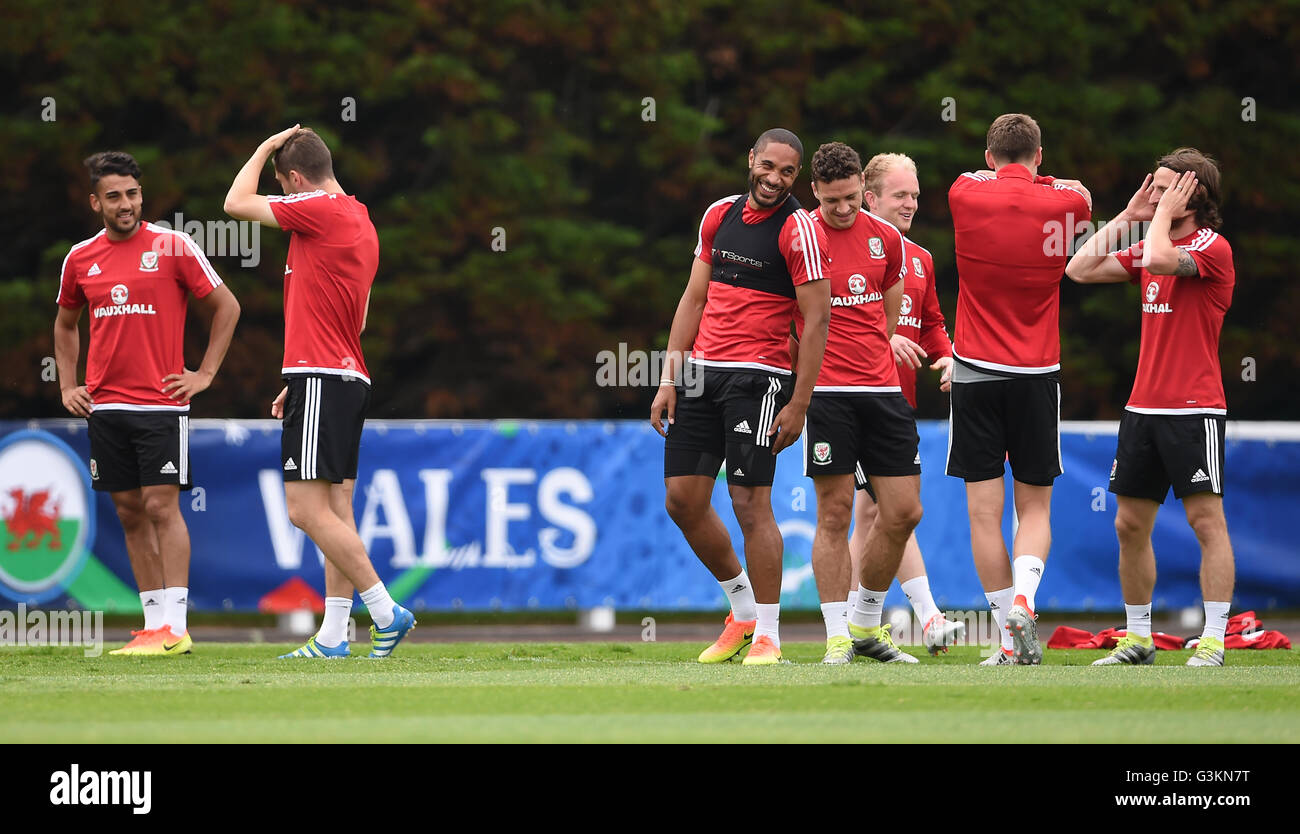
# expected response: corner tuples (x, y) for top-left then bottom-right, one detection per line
(1047, 611), (1292, 651)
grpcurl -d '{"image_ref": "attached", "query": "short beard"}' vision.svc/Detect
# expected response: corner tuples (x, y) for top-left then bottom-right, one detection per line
(749, 172), (786, 208)
(108, 211), (140, 235)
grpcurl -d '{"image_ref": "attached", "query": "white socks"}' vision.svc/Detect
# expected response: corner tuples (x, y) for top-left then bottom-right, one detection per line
(986, 586), (1015, 652)
(821, 601), (849, 640)
(317, 596), (354, 647)
(360, 582), (397, 629)
(1125, 603), (1153, 639)
(755, 603), (780, 647)
(1203, 601), (1230, 641)
(162, 586), (188, 635)
(720, 571), (757, 622)
(849, 585), (888, 631)
(140, 590), (164, 631)
(1012, 555), (1045, 612)
(900, 576), (940, 626)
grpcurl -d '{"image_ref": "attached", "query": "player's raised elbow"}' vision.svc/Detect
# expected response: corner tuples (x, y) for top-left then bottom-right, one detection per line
(223, 194), (257, 221)
(1066, 254), (1107, 284)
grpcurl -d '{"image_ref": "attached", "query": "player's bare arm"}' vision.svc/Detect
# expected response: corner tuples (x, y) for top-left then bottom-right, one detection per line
(53, 304), (92, 417)
(768, 277), (829, 454)
(1066, 174), (1157, 284)
(223, 124), (301, 226)
(884, 274), (902, 339)
(162, 283), (241, 402)
(1144, 170), (1200, 276)
(650, 256), (710, 437)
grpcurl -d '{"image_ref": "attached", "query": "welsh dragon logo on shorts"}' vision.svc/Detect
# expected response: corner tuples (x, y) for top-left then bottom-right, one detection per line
(813, 442), (831, 463)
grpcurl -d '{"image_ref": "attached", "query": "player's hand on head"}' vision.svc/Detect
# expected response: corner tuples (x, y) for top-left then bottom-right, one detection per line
(1156, 170), (1198, 217)
(271, 386), (288, 419)
(891, 334), (926, 369)
(650, 385), (676, 438)
(161, 369), (212, 402)
(767, 402), (805, 455)
(264, 124), (301, 151)
(931, 356), (954, 392)
(1125, 173), (1157, 222)
(60, 385), (92, 417)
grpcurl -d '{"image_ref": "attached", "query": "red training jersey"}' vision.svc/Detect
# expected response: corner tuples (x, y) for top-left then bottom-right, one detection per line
(56, 223), (223, 411)
(1113, 229), (1234, 414)
(948, 164), (1091, 374)
(691, 195), (829, 375)
(795, 208), (904, 391)
(893, 237), (952, 407)
(268, 191), (379, 383)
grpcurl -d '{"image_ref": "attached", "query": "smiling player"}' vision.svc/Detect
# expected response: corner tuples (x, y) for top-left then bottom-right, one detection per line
(54, 151), (240, 656)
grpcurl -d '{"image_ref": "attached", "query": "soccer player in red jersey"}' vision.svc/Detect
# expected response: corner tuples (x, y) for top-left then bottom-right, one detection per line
(1067, 149), (1236, 667)
(795, 142), (922, 664)
(650, 128), (831, 665)
(225, 126), (413, 659)
(838, 152), (964, 656)
(947, 114), (1091, 665)
(54, 151), (241, 656)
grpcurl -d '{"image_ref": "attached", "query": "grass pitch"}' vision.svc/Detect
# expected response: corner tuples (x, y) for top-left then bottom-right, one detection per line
(1, 642), (1297, 743)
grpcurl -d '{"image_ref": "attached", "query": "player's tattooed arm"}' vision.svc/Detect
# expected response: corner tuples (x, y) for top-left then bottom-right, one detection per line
(1173, 249), (1200, 277)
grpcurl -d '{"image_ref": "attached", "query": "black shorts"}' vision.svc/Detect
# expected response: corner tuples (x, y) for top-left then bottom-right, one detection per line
(87, 410), (192, 493)
(281, 374), (370, 483)
(946, 375), (1061, 485)
(1109, 411), (1225, 503)
(663, 366), (792, 487)
(804, 393), (920, 487)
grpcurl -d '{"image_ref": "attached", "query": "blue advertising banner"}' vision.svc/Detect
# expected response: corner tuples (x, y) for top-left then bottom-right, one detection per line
(1, 419), (1297, 612)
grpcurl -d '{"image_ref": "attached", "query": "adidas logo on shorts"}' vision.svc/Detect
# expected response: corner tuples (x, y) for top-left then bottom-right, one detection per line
(1191, 469), (1210, 483)
(283, 458), (298, 471)
(733, 468), (744, 477)
(159, 461), (177, 474)
(733, 420), (752, 434)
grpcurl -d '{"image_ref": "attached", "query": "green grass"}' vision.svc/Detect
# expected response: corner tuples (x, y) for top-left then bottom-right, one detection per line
(1, 643), (1297, 743)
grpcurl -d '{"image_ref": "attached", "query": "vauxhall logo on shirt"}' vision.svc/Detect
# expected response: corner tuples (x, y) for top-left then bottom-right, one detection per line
(1142, 280), (1172, 314)
(92, 284), (156, 319)
(897, 293), (922, 330)
(833, 273), (882, 308)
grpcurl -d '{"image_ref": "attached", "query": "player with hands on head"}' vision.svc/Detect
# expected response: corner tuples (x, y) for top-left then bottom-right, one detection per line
(226, 125), (408, 659)
(1067, 151), (1236, 668)
(946, 113), (1092, 665)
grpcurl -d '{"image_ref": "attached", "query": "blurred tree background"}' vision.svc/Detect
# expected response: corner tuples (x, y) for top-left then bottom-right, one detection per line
(3, 0), (1297, 420)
